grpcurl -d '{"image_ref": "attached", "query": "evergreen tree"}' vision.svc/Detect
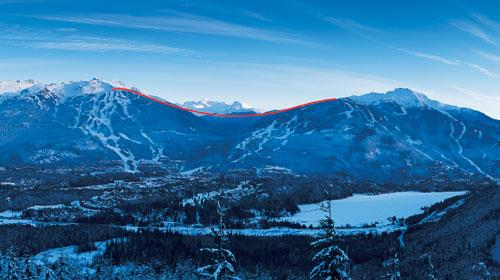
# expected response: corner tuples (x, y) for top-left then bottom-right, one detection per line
(94, 264), (119, 280)
(0, 251), (4, 280)
(0, 251), (7, 280)
(36, 263), (56, 280)
(93, 265), (104, 280)
(131, 265), (156, 280)
(383, 253), (401, 280)
(196, 201), (239, 280)
(1, 247), (21, 280)
(52, 257), (79, 280)
(168, 260), (197, 280)
(310, 198), (350, 280)
(20, 257), (38, 280)
(419, 254), (438, 280)
(472, 262), (491, 280)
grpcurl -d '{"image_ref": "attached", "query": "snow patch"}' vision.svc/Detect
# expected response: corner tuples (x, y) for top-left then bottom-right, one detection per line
(0, 210), (22, 218)
(450, 121), (494, 180)
(28, 204), (67, 210)
(32, 238), (120, 266)
(283, 191), (466, 227)
(180, 166), (206, 176)
(0, 79), (39, 95)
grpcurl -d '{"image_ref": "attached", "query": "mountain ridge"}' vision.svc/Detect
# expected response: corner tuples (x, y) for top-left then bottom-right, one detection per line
(0, 79), (494, 119)
(180, 99), (259, 115)
(0, 78), (498, 183)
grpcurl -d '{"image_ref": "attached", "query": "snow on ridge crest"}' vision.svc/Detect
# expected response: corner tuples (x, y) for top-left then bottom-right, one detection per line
(180, 99), (258, 114)
(0, 78), (129, 99)
(47, 78), (126, 98)
(349, 88), (455, 111)
(350, 88), (426, 106)
(0, 79), (40, 95)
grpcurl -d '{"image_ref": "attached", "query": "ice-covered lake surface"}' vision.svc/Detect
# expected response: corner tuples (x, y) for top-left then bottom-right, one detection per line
(284, 191), (467, 227)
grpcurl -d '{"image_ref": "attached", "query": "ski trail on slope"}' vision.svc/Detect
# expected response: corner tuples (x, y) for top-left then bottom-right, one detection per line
(78, 91), (139, 172)
(429, 105), (494, 180)
(431, 148), (459, 169)
(233, 120), (278, 162)
(366, 107), (376, 124)
(450, 121), (493, 180)
(354, 104), (392, 132)
(141, 131), (164, 161)
(231, 115), (300, 162)
(396, 104), (407, 116)
(355, 104), (375, 126)
(343, 100), (355, 119)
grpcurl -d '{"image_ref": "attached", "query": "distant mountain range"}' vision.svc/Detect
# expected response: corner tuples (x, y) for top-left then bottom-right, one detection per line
(179, 100), (259, 115)
(0, 78), (498, 183)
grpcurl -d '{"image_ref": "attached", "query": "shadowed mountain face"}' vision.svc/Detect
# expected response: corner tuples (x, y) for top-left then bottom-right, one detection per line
(0, 79), (498, 183)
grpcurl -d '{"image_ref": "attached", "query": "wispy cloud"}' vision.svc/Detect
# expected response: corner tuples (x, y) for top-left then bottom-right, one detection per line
(399, 49), (461, 66)
(55, 27), (77, 32)
(17, 36), (186, 54)
(0, 58), (67, 70)
(471, 12), (500, 31)
(398, 47), (499, 79)
(241, 10), (271, 23)
(0, 25), (188, 54)
(450, 21), (497, 46)
(176, 1), (272, 23)
(450, 84), (500, 103)
(31, 13), (304, 44)
(165, 60), (405, 109)
(323, 16), (381, 34)
(475, 50), (500, 64)
(467, 63), (500, 78)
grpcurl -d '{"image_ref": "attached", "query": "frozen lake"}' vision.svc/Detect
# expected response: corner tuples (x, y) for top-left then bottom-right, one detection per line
(284, 191), (467, 227)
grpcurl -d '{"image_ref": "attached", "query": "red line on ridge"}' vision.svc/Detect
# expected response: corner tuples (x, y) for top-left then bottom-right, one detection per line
(112, 87), (337, 118)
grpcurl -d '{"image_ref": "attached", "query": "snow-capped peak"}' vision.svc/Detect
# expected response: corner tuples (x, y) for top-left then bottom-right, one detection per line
(0, 78), (129, 98)
(180, 100), (258, 114)
(350, 88), (450, 110)
(49, 78), (115, 97)
(0, 78), (133, 109)
(0, 79), (40, 95)
(234, 101), (254, 109)
(24, 78), (126, 98)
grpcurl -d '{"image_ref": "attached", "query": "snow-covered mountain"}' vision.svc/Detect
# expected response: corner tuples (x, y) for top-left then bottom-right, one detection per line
(180, 100), (258, 115)
(0, 79), (498, 183)
(0, 79), (40, 95)
(226, 88), (498, 182)
(349, 88), (457, 113)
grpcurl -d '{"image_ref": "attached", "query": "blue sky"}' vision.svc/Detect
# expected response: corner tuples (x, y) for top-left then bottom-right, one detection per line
(1, 0), (499, 118)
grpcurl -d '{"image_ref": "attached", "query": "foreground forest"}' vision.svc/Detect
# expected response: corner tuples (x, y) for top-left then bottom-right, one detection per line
(0, 185), (498, 279)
